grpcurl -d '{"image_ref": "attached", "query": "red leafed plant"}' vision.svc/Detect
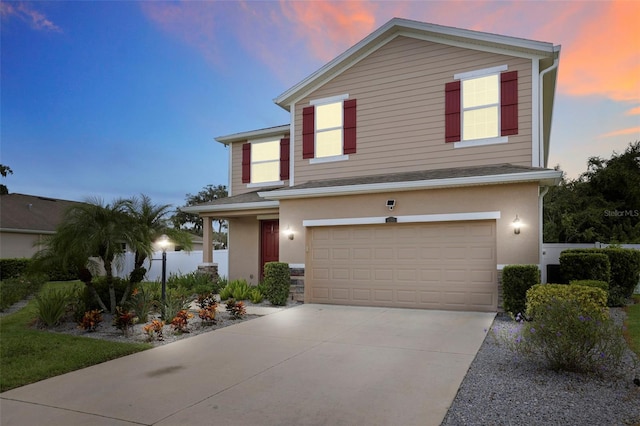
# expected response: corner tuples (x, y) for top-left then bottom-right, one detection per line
(143, 319), (165, 341)
(225, 299), (246, 320)
(78, 309), (103, 332)
(171, 309), (193, 333)
(113, 307), (137, 336)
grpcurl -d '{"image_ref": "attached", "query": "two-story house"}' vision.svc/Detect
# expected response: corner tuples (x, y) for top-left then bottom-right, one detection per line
(185, 18), (562, 312)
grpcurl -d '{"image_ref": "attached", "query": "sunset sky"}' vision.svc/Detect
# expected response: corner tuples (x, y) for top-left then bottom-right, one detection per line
(1, 0), (639, 209)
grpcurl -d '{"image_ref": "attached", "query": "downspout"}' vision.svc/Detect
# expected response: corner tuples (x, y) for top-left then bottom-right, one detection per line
(538, 56), (559, 168)
(539, 186), (550, 283)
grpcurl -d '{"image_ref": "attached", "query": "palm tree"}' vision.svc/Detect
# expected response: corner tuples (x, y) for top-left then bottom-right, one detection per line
(125, 194), (193, 281)
(34, 197), (149, 313)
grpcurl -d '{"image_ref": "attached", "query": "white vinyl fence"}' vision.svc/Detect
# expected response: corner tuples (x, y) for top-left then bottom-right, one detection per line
(115, 250), (228, 282)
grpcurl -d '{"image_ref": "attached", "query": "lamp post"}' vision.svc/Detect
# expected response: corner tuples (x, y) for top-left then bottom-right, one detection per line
(158, 234), (170, 303)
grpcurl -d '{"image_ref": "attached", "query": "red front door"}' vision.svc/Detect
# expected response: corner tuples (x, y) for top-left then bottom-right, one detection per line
(260, 220), (279, 279)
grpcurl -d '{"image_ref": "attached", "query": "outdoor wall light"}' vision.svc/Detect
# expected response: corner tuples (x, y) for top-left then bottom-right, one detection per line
(512, 215), (521, 235)
(284, 226), (294, 240)
(157, 234), (170, 303)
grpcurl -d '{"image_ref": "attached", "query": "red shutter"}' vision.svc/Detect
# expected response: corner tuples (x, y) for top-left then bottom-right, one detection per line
(445, 81), (461, 142)
(302, 106), (315, 159)
(241, 143), (251, 183)
(280, 137), (290, 180)
(343, 99), (357, 154)
(500, 71), (518, 136)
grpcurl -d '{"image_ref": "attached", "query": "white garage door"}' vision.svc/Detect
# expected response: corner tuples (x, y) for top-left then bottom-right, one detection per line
(307, 221), (497, 311)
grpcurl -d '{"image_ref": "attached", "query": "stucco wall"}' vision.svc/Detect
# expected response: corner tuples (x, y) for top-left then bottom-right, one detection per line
(227, 217), (261, 285)
(278, 182), (540, 267)
(0, 232), (47, 259)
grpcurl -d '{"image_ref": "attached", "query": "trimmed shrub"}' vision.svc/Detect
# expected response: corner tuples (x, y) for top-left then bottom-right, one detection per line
(0, 274), (47, 311)
(570, 280), (609, 292)
(561, 248), (640, 306)
(601, 248), (640, 299)
(264, 262), (290, 306)
(560, 252), (610, 283)
(0, 259), (31, 280)
(167, 271), (218, 296)
(503, 296), (626, 374)
(502, 265), (539, 317)
(525, 284), (608, 322)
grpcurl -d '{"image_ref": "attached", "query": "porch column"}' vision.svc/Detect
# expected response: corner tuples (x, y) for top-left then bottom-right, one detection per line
(202, 216), (213, 263)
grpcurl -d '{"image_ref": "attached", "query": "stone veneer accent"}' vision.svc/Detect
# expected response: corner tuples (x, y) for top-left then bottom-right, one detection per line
(197, 264), (219, 283)
(289, 267), (305, 302)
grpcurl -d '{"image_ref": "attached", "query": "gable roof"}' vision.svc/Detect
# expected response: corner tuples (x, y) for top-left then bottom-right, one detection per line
(0, 193), (81, 234)
(274, 17), (560, 109)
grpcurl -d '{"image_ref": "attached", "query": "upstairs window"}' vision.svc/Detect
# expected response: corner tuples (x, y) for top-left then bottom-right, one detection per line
(462, 74), (499, 140)
(445, 66), (518, 146)
(242, 137), (289, 184)
(315, 101), (343, 158)
(303, 94), (356, 161)
(251, 139), (280, 183)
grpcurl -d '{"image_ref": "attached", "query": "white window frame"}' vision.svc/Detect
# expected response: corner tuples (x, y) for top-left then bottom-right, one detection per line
(453, 65), (509, 149)
(309, 94), (350, 164)
(246, 136), (284, 188)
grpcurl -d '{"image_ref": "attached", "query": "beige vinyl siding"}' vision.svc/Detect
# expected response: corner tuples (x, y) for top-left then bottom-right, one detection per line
(293, 36), (534, 184)
(230, 142), (248, 196)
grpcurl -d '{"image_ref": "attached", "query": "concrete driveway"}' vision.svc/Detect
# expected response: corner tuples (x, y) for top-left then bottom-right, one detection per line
(1, 304), (494, 426)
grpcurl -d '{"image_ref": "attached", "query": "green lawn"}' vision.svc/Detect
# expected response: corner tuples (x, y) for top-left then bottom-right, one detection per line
(624, 294), (640, 358)
(0, 281), (151, 392)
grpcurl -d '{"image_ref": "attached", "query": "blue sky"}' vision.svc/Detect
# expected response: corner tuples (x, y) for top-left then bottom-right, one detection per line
(1, 1), (639, 210)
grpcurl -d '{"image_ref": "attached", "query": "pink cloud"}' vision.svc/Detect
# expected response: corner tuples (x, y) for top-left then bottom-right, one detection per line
(627, 106), (640, 116)
(1, 2), (62, 32)
(598, 126), (640, 139)
(139, 1), (226, 67)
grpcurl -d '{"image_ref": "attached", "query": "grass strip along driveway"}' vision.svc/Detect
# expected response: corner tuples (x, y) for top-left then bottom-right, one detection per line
(0, 281), (150, 392)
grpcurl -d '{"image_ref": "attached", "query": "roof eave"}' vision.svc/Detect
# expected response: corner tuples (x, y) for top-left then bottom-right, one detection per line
(181, 201), (280, 214)
(259, 170), (563, 200)
(215, 125), (290, 145)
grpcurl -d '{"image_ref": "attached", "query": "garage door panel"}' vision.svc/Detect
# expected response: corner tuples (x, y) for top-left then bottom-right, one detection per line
(373, 289), (393, 302)
(307, 221), (497, 311)
(353, 248), (371, 260)
(332, 268), (350, 280)
(397, 290), (417, 303)
(331, 288), (349, 300)
(353, 269), (371, 280)
(332, 248), (350, 260)
(396, 269), (417, 281)
(352, 289), (371, 301)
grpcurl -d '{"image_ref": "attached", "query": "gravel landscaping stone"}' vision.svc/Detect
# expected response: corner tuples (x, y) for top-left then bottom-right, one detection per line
(442, 309), (640, 426)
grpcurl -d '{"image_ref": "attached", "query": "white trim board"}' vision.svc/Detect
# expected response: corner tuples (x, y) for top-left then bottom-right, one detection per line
(303, 211), (500, 227)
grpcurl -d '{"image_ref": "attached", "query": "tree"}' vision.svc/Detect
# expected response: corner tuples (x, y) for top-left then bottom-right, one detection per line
(33, 197), (151, 314)
(172, 184), (228, 235)
(544, 141), (640, 243)
(1, 164), (13, 195)
(125, 194), (193, 286)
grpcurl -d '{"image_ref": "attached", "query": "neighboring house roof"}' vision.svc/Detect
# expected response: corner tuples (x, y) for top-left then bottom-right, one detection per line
(185, 164), (562, 213)
(0, 193), (80, 234)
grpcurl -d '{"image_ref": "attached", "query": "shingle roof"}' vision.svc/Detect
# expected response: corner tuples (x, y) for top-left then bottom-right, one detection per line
(188, 188), (282, 208)
(0, 193), (81, 232)
(273, 164), (550, 191)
